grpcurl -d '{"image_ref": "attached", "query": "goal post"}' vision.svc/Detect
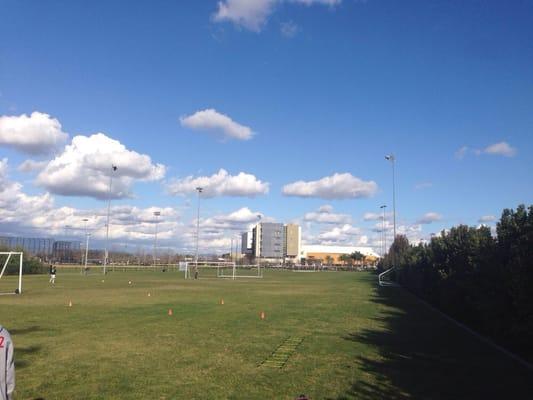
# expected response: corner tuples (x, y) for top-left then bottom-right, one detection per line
(182, 261), (262, 280)
(378, 267), (399, 287)
(183, 261), (235, 279)
(217, 264), (263, 280)
(0, 252), (23, 295)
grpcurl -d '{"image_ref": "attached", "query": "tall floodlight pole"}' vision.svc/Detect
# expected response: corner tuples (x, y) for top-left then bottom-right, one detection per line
(256, 214), (262, 266)
(385, 155), (397, 239)
(83, 218), (90, 275)
(194, 187), (203, 278)
(104, 165), (117, 275)
(64, 225), (72, 263)
(385, 155), (397, 269)
(380, 205), (387, 257)
(153, 211), (161, 267)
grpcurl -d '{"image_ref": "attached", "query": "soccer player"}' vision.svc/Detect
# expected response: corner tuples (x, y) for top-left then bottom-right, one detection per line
(49, 264), (56, 285)
(0, 325), (15, 400)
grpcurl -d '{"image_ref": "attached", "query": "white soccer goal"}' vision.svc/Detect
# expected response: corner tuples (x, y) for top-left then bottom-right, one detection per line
(183, 261), (234, 279)
(183, 261), (262, 280)
(0, 252), (23, 295)
(378, 267), (399, 287)
(217, 264), (263, 280)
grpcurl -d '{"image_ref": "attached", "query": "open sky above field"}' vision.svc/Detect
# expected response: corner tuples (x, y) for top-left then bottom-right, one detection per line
(1, 0), (532, 253)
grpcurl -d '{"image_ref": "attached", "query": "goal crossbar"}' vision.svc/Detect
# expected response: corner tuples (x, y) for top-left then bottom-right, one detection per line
(378, 267), (399, 287)
(217, 264), (263, 280)
(0, 252), (23, 295)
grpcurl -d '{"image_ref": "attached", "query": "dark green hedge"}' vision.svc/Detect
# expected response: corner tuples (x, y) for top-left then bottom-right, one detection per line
(380, 204), (533, 362)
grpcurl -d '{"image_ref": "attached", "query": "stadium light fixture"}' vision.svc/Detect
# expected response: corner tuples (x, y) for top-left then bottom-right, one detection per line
(103, 165), (117, 275)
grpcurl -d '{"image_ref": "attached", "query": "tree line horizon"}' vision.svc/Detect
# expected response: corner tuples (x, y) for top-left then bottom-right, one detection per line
(380, 203), (533, 363)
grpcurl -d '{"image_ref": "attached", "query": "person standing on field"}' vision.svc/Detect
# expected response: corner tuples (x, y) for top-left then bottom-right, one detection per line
(0, 325), (15, 400)
(49, 264), (56, 285)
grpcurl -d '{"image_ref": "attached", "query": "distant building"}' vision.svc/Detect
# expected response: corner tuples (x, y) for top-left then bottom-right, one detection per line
(284, 224), (301, 262)
(240, 231), (253, 255)
(301, 245), (379, 265)
(246, 222), (301, 262)
(253, 222), (285, 259)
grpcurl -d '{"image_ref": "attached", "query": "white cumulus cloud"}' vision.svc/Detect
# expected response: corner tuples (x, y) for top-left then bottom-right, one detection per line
(0, 159), (54, 227)
(482, 141), (516, 157)
(36, 133), (166, 200)
(317, 223), (361, 244)
(283, 173), (377, 199)
(180, 109), (254, 141)
(478, 215), (496, 223)
(201, 207), (264, 231)
(416, 212), (442, 225)
(280, 20), (299, 37)
(0, 111), (68, 155)
(167, 169), (269, 198)
(17, 159), (49, 173)
(213, 0), (276, 32)
(363, 211), (392, 221)
(213, 0), (341, 32)
(0, 161), (254, 253)
(304, 204), (351, 224)
(455, 146), (468, 159)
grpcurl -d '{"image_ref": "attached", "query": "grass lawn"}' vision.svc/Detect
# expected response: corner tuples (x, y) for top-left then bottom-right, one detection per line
(1, 270), (532, 399)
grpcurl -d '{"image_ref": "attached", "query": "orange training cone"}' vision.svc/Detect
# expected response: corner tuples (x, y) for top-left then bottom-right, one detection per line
(260, 311), (266, 320)
(168, 308), (173, 316)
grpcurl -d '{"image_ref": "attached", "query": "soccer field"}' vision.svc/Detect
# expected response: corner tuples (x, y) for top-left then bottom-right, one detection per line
(1, 270), (532, 399)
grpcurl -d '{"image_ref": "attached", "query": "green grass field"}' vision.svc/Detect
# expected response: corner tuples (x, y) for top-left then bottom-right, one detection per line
(1, 270), (532, 399)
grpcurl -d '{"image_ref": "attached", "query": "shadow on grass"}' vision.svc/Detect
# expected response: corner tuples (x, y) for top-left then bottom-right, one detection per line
(15, 344), (42, 369)
(10, 325), (43, 335)
(332, 284), (533, 400)
(10, 325), (45, 370)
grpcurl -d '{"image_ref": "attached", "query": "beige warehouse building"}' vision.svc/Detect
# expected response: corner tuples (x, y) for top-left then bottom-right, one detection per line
(300, 245), (380, 265)
(284, 224), (301, 262)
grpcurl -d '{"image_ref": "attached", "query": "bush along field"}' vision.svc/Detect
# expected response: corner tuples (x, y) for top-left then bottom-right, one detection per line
(381, 203), (533, 364)
(1, 270), (532, 399)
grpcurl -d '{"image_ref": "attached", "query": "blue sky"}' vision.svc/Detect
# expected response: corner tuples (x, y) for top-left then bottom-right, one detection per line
(1, 0), (532, 253)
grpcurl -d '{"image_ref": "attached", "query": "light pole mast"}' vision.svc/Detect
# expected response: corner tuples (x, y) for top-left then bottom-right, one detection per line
(194, 187), (203, 278)
(256, 214), (262, 266)
(385, 155), (397, 240)
(83, 218), (90, 275)
(153, 211), (161, 267)
(380, 205), (387, 257)
(385, 155), (397, 269)
(104, 165), (117, 275)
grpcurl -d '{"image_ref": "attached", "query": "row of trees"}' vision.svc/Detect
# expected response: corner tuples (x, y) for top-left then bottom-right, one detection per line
(0, 245), (47, 274)
(380, 204), (533, 362)
(338, 251), (366, 266)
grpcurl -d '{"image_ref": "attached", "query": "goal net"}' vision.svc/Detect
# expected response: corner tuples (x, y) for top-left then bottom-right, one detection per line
(183, 261), (235, 279)
(0, 252), (23, 295)
(217, 264), (263, 280)
(183, 261), (262, 279)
